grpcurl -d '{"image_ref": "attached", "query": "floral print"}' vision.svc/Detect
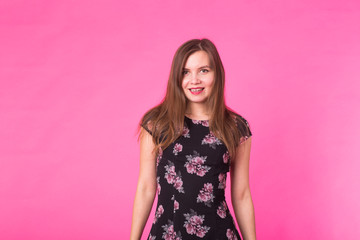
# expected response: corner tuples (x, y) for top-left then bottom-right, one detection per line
(240, 136), (250, 144)
(157, 176), (161, 195)
(148, 234), (156, 240)
(173, 143), (183, 155)
(218, 173), (226, 189)
(146, 113), (251, 240)
(172, 195), (179, 213)
(223, 150), (230, 164)
(182, 126), (190, 138)
(153, 205), (164, 224)
(196, 183), (214, 207)
(157, 147), (163, 167)
(164, 161), (184, 193)
(217, 201), (228, 218)
(174, 200), (179, 212)
(184, 151), (211, 177)
(183, 209), (210, 238)
(201, 131), (222, 149)
(191, 119), (209, 127)
(226, 229), (238, 240)
(162, 220), (182, 240)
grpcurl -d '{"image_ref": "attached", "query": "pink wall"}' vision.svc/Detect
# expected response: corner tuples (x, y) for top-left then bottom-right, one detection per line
(1, 0), (359, 239)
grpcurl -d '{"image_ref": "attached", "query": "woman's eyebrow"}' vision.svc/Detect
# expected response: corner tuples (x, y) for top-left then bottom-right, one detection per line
(183, 65), (211, 70)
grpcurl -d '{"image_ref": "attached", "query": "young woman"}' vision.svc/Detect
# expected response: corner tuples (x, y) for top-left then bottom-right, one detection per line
(130, 38), (256, 240)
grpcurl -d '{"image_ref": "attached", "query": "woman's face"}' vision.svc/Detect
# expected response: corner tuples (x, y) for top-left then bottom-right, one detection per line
(181, 50), (215, 104)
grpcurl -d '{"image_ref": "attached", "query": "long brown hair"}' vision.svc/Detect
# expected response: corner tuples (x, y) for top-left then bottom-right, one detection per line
(136, 38), (251, 161)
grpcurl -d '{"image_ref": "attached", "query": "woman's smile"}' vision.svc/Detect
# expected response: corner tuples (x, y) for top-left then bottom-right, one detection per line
(189, 87), (205, 95)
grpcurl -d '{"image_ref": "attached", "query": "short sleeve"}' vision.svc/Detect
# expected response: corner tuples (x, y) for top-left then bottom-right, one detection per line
(243, 117), (252, 137)
(140, 121), (153, 136)
(234, 113), (252, 141)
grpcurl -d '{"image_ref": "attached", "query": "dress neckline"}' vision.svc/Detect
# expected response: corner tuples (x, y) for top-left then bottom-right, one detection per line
(184, 115), (210, 122)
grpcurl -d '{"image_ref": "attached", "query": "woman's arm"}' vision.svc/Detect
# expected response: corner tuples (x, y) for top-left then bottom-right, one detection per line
(130, 127), (158, 240)
(230, 136), (256, 240)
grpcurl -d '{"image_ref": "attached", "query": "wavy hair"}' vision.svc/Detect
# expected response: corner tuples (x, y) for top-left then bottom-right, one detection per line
(136, 38), (251, 161)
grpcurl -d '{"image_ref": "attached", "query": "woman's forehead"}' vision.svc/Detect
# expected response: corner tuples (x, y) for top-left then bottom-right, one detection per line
(184, 51), (211, 68)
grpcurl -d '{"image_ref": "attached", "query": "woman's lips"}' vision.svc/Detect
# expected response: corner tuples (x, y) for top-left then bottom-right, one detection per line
(189, 88), (204, 95)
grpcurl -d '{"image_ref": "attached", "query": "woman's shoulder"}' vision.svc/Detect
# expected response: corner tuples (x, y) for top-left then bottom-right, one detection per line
(231, 111), (250, 124)
(140, 109), (158, 136)
(228, 110), (252, 137)
(139, 110), (168, 143)
(140, 118), (154, 136)
(139, 106), (165, 137)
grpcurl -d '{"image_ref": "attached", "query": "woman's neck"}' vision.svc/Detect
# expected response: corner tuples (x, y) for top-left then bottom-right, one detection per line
(185, 103), (211, 119)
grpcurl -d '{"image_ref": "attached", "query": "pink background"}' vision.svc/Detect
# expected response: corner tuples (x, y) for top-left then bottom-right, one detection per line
(1, 0), (359, 239)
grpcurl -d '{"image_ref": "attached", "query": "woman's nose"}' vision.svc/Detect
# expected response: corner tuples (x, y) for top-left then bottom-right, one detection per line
(190, 73), (200, 83)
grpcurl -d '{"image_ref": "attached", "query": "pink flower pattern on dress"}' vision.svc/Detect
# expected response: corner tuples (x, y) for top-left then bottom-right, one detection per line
(226, 229), (238, 240)
(164, 161), (185, 193)
(184, 151), (211, 177)
(183, 209), (210, 238)
(223, 150), (230, 164)
(191, 119), (209, 127)
(153, 205), (164, 224)
(173, 143), (183, 155)
(162, 220), (182, 240)
(156, 147), (163, 167)
(148, 234), (156, 240)
(174, 200), (179, 212)
(240, 135), (250, 144)
(157, 176), (161, 195)
(217, 201), (228, 218)
(218, 173), (226, 189)
(182, 126), (190, 138)
(201, 131), (222, 149)
(196, 183), (214, 207)
(171, 195), (179, 213)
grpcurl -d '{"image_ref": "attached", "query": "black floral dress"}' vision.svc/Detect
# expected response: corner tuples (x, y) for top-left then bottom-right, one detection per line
(141, 114), (252, 240)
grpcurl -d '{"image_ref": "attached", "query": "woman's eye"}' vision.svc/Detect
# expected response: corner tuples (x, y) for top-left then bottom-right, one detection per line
(183, 70), (189, 75)
(201, 69), (209, 73)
